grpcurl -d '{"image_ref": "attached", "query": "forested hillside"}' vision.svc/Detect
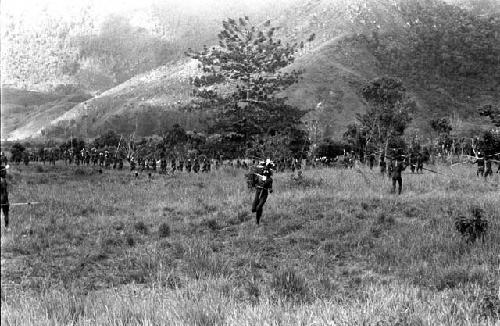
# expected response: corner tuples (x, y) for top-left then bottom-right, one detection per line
(1, 0), (499, 141)
(1, 0), (293, 92)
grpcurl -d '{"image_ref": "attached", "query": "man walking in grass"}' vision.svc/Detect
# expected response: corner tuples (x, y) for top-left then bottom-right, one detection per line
(391, 156), (406, 195)
(484, 156), (493, 178)
(369, 153), (375, 170)
(416, 153), (424, 174)
(251, 159), (274, 225)
(379, 155), (386, 175)
(1, 165), (10, 229)
(475, 153), (485, 177)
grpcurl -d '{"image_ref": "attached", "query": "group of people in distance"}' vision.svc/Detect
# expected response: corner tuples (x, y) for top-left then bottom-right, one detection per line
(1, 147), (499, 229)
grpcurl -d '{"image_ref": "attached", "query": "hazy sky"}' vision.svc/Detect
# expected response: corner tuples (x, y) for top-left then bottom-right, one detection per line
(1, 0), (294, 21)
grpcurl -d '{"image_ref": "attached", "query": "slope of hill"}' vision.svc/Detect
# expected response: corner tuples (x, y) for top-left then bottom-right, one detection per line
(38, 0), (407, 139)
(1, 88), (92, 141)
(41, 60), (203, 138)
(3, 0), (499, 141)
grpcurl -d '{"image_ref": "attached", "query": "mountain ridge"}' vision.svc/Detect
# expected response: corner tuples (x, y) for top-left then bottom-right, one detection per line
(2, 0), (498, 141)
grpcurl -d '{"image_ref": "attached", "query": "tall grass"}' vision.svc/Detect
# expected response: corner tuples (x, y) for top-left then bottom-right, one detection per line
(1, 164), (499, 325)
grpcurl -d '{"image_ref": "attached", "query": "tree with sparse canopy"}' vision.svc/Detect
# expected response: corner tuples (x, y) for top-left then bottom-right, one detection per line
(430, 117), (453, 152)
(185, 17), (313, 158)
(356, 77), (415, 156)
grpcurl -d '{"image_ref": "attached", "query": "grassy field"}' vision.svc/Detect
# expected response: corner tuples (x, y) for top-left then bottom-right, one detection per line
(1, 163), (499, 325)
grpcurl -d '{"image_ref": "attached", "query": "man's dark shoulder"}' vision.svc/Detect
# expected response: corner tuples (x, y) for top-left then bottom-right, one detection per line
(0, 178), (7, 192)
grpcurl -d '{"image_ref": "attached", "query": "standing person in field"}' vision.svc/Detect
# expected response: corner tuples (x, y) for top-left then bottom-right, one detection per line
(1, 165), (10, 229)
(193, 159), (200, 173)
(379, 155), (386, 175)
(129, 157), (136, 171)
(391, 156), (406, 195)
(0, 152), (7, 165)
(171, 158), (177, 172)
(416, 153), (424, 173)
(484, 156), (493, 178)
(160, 157), (167, 174)
(409, 153), (416, 173)
(151, 158), (157, 172)
(251, 159), (274, 225)
(387, 157), (394, 179)
(475, 153), (485, 177)
(369, 153), (375, 170)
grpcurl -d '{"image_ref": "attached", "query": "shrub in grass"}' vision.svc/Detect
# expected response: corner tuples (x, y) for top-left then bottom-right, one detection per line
(74, 168), (87, 176)
(360, 201), (379, 211)
(171, 241), (186, 259)
(323, 240), (338, 254)
(111, 221), (125, 231)
(35, 165), (46, 173)
(158, 223), (171, 238)
(271, 268), (309, 303)
(376, 212), (395, 225)
(163, 206), (175, 213)
(360, 202), (370, 210)
(434, 266), (486, 291)
(246, 282), (260, 305)
(80, 207), (97, 217)
(237, 211), (250, 223)
(103, 235), (122, 247)
(134, 221), (149, 234)
(355, 210), (369, 219)
(370, 212), (395, 238)
(454, 206), (488, 244)
(159, 273), (182, 289)
(202, 203), (217, 213)
(126, 234), (136, 247)
(202, 218), (220, 231)
(119, 254), (162, 285)
(478, 285), (500, 320)
(404, 206), (420, 218)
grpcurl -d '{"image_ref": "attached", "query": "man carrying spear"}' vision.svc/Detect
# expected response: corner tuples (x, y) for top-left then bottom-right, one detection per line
(251, 159), (275, 225)
(1, 164), (9, 228)
(1, 164), (41, 230)
(484, 156), (493, 178)
(390, 156), (406, 195)
(475, 152), (485, 177)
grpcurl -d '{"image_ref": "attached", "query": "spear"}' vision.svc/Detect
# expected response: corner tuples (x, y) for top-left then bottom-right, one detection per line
(407, 163), (446, 175)
(1, 202), (41, 206)
(420, 166), (445, 175)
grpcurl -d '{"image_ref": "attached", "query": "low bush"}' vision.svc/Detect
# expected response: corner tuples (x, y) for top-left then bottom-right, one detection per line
(158, 223), (171, 238)
(201, 218), (220, 231)
(134, 221), (149, 234)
